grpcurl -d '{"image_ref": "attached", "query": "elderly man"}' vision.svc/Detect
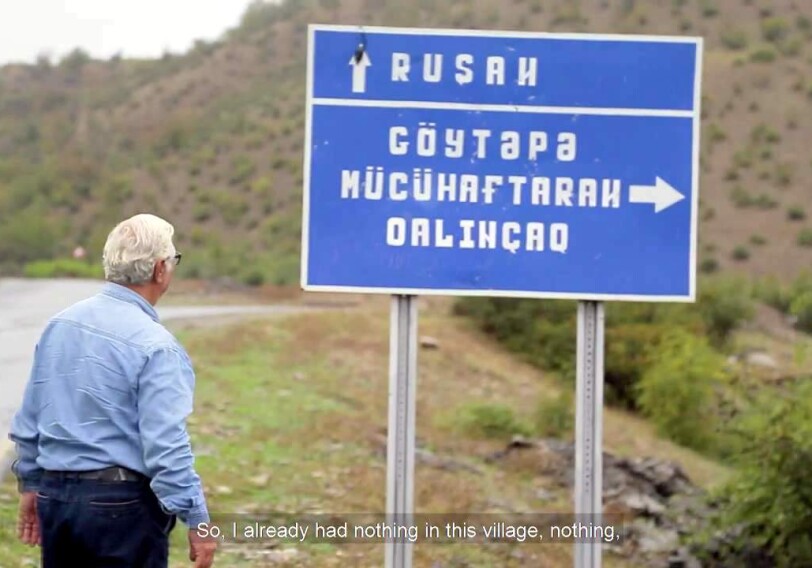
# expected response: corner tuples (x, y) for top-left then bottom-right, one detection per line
(8, 214), (217, 568)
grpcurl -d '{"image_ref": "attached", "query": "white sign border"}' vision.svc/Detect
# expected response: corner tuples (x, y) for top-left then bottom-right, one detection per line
(300, 24), (703, 303)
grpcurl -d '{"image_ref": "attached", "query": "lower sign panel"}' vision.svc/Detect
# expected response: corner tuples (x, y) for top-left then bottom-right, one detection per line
(302, 105), (697, 301)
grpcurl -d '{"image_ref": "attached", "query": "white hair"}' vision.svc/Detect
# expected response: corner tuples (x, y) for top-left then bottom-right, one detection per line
(102, 213), (176, 285)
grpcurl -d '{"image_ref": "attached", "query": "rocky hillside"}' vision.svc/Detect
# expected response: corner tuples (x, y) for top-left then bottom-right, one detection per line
(2, 0), (812, 285)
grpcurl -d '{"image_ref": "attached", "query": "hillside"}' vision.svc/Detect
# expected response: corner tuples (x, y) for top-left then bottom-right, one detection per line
(2, 0), (812, 284)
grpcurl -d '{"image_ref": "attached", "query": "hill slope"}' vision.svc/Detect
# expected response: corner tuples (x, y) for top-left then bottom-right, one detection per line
(2, 0), (812, 284)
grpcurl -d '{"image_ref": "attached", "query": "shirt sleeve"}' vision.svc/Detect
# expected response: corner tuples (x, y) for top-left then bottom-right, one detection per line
(8, 346), (44, 493)
(137, 345), (209, 528)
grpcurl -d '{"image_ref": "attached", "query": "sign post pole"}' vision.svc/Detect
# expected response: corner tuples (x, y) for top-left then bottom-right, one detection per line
(574, 301), (605, 568)
(385, 295), (418, 568)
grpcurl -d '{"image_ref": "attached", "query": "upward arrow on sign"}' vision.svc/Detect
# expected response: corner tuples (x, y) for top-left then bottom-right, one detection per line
(629, 176), (685, 213)
(349, 50), (372, 93)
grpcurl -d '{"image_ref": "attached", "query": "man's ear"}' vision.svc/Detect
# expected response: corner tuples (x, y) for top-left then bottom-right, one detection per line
(152, 260), (165, 284)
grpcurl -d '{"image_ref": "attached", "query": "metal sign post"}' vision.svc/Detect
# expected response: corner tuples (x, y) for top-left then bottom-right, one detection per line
(575, 301), (605, 568)
(385, 295), (418, 568)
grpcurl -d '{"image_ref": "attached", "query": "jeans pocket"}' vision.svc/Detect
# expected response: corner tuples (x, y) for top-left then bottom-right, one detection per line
(89, 498), (141, 507)
(88, 497), (143, 520)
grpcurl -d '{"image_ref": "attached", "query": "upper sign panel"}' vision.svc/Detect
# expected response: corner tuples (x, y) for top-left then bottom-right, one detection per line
(302, 25), (703, 302)
(310, 26), (698, 111)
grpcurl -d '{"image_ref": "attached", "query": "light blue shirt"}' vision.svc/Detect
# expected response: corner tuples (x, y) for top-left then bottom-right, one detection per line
(8, 282), (209, 528)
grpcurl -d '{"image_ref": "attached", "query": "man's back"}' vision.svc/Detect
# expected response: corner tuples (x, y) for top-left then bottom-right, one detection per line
(31, 284), (184, 475)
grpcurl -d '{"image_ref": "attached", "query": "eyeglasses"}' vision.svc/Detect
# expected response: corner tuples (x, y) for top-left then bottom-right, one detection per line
(169, 252), (182, 266)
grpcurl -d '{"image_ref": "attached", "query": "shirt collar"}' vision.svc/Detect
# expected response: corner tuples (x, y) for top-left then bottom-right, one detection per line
(101, 282), (160, 323)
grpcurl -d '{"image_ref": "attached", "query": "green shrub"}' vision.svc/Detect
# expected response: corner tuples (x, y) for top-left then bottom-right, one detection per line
(707, 382), (812, 566)
(455, 276), (750, 410)
(229, 155), (256, 186)
(241, 269), (265, 287)
(754, 194), (778, 209)
(751, 123), (781, 144)
(733, 150), (753, 168)
(707, 123), (727, 142)
(798, 15), (812, 30)
(732, 245), (750, 261)
(790, 291), (812, 332)
(0, 210), (59, 263)
(721, 29), (748, 50)
(750, 46), (777, 63)
(730, 186), (754, 208)
(754, 273), (812, 321)
(779, 38), (802, 57)
(635, 330), (725, 453)
(60, 48), (91, 72)
(699, 0), (718, 18)
(192, 203), (213, 222)
(455, 402), (529, 439)
(23, 258), (103, 279)
(750, 234), (767, 246)
(251, 176), (272, 195)
(789, 272), (812, 299)
(762, 17), (790, 43)
(797, 229), (812, 247)
(211, 191), (250, 225)
(774, 163), (793, 187)
(753, 276), (792, 312)
(453, 298), (577, 379)
(700, 258), (719, 273)
(603, 321), (671, 407)
(697, 276), (754, 347)
(787, 206), (806, 221)
(534, 390), (574, 439)
(264, 254), (300, 286)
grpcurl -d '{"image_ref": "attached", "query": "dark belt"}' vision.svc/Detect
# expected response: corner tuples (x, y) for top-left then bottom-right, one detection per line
(43, 466), (146, 482)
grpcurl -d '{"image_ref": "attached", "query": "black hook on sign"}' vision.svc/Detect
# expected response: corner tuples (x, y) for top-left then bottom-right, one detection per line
(353, 32), (368, 62)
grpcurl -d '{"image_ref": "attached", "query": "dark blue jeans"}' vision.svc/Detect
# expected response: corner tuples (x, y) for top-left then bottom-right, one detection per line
(36, 472), (176, 568)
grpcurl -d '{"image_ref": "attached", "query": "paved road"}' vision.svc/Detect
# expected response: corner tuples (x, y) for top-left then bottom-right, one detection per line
(0, 278), (311, 473)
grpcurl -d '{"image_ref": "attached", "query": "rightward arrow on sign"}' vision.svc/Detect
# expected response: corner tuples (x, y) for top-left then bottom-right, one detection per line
(629, 176), (685, 213)
(349, 50), (372, 93)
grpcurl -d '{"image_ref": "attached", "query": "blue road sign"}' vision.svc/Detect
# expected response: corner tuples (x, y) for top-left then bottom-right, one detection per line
(302, 25), (703, 301)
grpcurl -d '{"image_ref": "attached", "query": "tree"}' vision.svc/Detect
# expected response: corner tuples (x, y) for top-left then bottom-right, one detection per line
(635, 329), (726, 452)
(60, 48), (91, 74)
(707, 383), (812, 566)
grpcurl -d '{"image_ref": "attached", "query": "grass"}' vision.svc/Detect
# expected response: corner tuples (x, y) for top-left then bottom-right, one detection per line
(0, 301), (728, 567)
